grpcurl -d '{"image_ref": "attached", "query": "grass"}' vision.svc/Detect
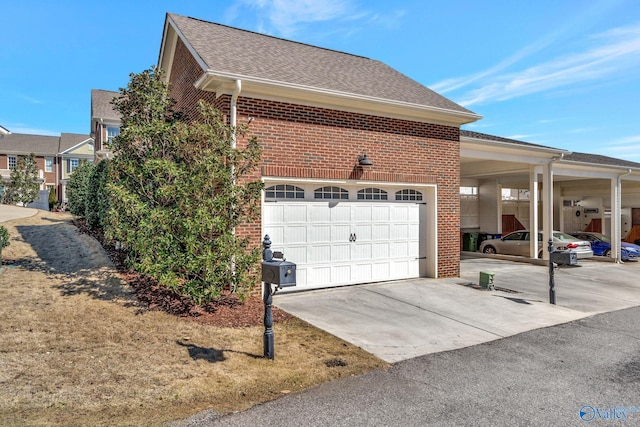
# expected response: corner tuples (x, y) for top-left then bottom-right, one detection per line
(0, 211), (388, 426)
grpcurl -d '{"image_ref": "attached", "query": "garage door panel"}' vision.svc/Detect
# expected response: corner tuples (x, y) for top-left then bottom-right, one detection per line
(352, 243), (372, 260)
(331, 205), (351, 222)
(331, 244), (351, 262)
(285, 205), (308, 223)
(309, 225), (331, 243)
(372, 224), (390, 240)
(284, 226), (307, 244)
(263, 201), (422, 290)
(354, 224), (372, 240)
(310, 205), (331, 222)
(372, 206), (390, 221)
(372, 242), (390, 259)
(352, 205), (372, 222)
(391, 224), (409, 240)
(311, 245), (332, 263)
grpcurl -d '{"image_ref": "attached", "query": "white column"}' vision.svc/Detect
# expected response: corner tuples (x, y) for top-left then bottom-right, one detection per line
(542, 161), (554, 260)
(530, 165), (540, 258)
(611, 177), (622, 262)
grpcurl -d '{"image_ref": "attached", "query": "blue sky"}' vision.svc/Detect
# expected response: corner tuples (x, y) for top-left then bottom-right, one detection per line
(1, 0), (639, 160)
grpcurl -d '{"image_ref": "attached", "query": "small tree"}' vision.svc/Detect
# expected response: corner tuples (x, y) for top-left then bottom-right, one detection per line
(66, 162), (95, 217)
(2, 154), (40, 206)
(48, 186), (57, 210)
(107, 67), (263, 303)
(0, 225), (9, 264)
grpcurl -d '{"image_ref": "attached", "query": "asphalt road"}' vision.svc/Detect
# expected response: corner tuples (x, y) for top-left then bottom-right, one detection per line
(172, 305), (640, 426)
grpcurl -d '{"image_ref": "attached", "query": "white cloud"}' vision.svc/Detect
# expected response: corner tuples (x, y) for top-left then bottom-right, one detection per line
(457, 22), (640, 107)
(229, 0), (405, 38)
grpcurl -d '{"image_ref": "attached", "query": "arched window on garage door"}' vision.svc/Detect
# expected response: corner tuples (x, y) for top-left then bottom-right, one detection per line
(314, 186), (349, 200)
(395, 189), (423, 201)
(357, 187), (388, 200)
(265, 184), (305, 199)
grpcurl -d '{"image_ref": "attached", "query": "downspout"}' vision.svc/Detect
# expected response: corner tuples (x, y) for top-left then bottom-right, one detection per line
(230, 80), (241, 149)
(230, 80), (241, 289)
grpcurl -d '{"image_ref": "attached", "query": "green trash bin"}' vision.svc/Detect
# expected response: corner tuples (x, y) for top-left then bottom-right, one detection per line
(463, 232), (479, 251)
(479, 271), (495, 290)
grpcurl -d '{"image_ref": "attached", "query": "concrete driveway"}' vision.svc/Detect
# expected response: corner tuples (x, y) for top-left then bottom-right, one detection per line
(274, 257), (640, 363)
(0, 204), (38, 223)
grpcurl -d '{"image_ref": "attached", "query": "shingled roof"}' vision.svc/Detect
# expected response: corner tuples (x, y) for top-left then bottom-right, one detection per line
(162, 13), (479, 124)
(91, 89), (120, 122)
(460, 130), (562, 151)
(461, 129), (640, 170)
(0, 133), (60, 156)
(563, 152), (640, 169)
(59, 133), (93, 153)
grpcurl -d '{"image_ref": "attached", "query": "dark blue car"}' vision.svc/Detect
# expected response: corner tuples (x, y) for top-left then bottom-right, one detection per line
(569, 232), (640, 261)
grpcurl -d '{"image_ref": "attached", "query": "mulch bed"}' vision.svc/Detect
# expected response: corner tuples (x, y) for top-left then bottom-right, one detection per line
(75, 219), (293, 328)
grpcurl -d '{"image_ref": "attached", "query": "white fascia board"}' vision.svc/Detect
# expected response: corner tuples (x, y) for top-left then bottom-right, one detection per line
(195, 71), (482, 127)
(555, 161), (640, 180)
(162, 16), (208, 77)
(461, 144), (564, 164)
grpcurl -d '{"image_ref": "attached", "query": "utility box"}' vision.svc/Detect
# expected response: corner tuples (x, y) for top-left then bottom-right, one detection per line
(550, 251), (578, 266)
(262, 260), (296, 287)
(479, 271), (495, 290)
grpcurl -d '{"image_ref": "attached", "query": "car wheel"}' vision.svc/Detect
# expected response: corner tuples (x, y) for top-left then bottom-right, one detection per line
(483, 246), (497, 255)
(604, 249), (611, 258)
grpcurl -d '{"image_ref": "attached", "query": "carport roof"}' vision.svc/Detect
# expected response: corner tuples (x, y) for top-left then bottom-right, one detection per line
(562, 152), (640, 170)
(462, 129), (640, 171)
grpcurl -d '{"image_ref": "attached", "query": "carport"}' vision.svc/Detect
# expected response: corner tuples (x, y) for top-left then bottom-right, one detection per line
(460, 130), (640, 262)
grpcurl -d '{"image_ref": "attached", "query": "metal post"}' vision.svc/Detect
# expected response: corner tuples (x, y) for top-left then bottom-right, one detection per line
(548, 237), (556, 305)
(263, 282), (274, 359)
(262, 235), (275, 359)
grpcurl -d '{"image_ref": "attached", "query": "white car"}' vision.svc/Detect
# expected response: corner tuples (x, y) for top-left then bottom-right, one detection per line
(479, 230), (593, 259)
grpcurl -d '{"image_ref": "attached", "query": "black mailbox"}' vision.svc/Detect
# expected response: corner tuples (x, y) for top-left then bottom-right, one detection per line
(262, 260), (296, 287)
(550, 251), (578, 265)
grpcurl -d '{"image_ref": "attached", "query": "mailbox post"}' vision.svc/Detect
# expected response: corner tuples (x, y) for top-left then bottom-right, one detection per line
(261, 235), (296, 359)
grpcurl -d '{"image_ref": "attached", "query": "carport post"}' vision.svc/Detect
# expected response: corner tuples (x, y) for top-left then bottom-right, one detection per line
(548, 238), (556, 305)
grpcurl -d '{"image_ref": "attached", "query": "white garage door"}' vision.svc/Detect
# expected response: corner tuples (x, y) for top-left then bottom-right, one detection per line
(263, 201), (420, 290)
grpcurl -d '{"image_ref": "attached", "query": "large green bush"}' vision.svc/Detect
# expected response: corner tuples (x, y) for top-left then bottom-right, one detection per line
(66, 162), (95, 217)
(106, 67), (263, 303)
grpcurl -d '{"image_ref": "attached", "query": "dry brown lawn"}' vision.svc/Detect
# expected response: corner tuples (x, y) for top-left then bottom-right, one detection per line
(0, 211), (387, 426)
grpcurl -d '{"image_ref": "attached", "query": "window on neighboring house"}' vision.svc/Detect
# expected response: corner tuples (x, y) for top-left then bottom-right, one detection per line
(8, 156), (16, 170)
(395, 189), (423, 201)
(265, 184), (305, 199)
(107, 126), (120, 144)
(45, 157), (53, 173)
(67, 158), (79, 173)
(314, 186), (349, 200)
(357, 188), (388, 200)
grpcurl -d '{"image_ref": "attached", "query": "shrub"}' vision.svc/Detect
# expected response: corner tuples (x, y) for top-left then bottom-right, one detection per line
(0, 225), (10, 263)
(66, 162), (95, 217)
(86, 159), (110, 230)
(106, 67), (263, 303)
(48, 186), (57, 210)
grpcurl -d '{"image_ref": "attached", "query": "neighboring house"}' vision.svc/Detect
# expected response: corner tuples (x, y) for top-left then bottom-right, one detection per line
(0, 132), (94, 204)
(157, 13), (482, 290)
(58, 133), (95, 202)
(91, 89), (120, 161)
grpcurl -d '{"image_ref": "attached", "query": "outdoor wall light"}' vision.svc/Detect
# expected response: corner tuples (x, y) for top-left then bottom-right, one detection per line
(358, 153), (373, 166)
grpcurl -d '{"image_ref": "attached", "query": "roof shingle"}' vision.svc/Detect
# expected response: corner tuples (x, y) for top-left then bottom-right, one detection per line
(168, 13), (473, 115)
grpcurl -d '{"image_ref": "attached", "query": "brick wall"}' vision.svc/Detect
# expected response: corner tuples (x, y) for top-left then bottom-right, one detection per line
(168, 37), (460, 277)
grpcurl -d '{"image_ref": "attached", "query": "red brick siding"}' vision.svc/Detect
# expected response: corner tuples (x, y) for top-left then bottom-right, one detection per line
(168, 37), (460, 277)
